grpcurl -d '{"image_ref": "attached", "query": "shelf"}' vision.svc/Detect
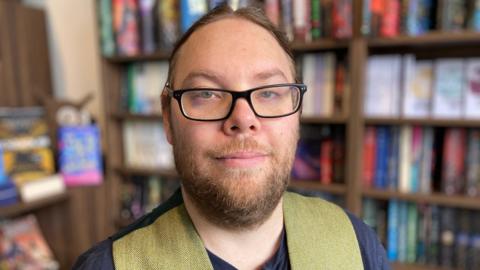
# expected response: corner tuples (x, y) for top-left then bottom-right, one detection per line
(289, 180), (346, 195)
(364, 117), (480, 127)
(368, 31), (480, 48)
(116, 166), (179, 178)
(391, 262), (456, 270)
(0, 192), (69, 218)
(104, 50), (171, 63)
(290, 39), (349, 52)
(111, 111), (163, 121)
(301, 115), (348, 124)
(363, 189), (480, 210)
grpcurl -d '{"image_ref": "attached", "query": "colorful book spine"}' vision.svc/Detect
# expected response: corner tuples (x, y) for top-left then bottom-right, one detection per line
(374, 126), (389, 189)
(293, 0), (311, 42)
(139, 0), (157, 54)
(180, 0), (208, 33)
(280, 0), (294, 40)
(399, 126), (412, 193)
(432, 59), (465, 119)
(466, 129), (480, 197)
(332, 0), (352, 38)
(406, 203), (418, 263)
(442, 128), (466, 195)
(98, 0), (116, 56)
(464, 58), (480, 119)
(387, 126), (400, 190)
(363, 126), (377, 188)
(311, 0), (322, 39)
(381, 0), (400, 37)
(410, 126), (423, 193)
(113, 0), (140, 56)
(387, 199), (399, 260)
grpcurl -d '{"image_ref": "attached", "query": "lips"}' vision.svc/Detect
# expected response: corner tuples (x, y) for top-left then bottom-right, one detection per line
(215, 151), (269, 167)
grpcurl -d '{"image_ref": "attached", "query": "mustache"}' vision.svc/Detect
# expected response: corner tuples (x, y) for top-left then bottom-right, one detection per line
(206, 138), (272, 157)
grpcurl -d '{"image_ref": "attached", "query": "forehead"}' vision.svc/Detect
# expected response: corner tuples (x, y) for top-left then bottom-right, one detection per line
(173, 17), (294, 87)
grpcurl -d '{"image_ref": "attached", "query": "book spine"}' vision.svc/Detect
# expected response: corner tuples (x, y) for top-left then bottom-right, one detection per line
(399, 126), (412, 193)
(387, 199), (399, 260)
(406, 203), (418, 262)
(98, 0), (116, 56)
(466, 129), (480, 196)
(363, 126), (377, 188)
(381, 0), (400, 37)
(442, 128), (466, 195)
(419, 127), (434, 193)
(464, 58), (480, 119)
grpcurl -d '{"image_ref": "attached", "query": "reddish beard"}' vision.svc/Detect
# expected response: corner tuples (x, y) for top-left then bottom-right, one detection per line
(172, 136), (297, 230)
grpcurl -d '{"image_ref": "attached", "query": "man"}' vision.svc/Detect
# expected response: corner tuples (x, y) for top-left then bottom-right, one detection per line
(74, 4), (390, 270)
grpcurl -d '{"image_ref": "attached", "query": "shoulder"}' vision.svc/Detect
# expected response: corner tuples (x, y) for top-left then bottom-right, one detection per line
(345, 212), (392, 270)
(72, 239), (114, 270)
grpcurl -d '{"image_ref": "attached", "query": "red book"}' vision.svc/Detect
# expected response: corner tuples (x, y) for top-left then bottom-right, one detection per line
(381, 0), (400, 37)
(320, 138), (333, 184)
(363, 127), (377, 188)
(332, 0), (353, 38)
(442, 128), (466, 195)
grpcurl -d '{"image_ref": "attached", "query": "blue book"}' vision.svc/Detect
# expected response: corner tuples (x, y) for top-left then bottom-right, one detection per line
(397, 202), (409, 262)
(374, 126), (389, 189)
(58, 125), (103, 186)
(387, 126), (400, 190)
(387, 200), (399, 261)
(0, 179), (18, 206)
(180, 0), (208, 33)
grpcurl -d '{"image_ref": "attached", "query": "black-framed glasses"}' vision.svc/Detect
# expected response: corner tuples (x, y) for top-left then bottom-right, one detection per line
(165, 83), (307, 121)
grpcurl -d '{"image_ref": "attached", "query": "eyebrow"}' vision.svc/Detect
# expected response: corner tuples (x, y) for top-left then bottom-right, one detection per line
(180, 68), (290, 89)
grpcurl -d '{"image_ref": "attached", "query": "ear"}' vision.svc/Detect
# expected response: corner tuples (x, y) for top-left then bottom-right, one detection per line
(161, 90), (174, 145)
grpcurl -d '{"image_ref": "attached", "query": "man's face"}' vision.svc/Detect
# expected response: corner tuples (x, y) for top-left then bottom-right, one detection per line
(163, 18), (299, 229)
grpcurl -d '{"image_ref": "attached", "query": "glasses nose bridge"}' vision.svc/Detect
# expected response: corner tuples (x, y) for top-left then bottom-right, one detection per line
(229, 90), (255, 113)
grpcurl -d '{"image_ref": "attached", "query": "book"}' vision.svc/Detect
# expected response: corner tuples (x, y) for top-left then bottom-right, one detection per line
(332, 0), (352, 38)
(58, 125), (103, 186)
(310, 0), (322, 39)
(319, 126), (333, 184)
(381, 0), (400, 37)
(16, 174), (66, 203)
(157, 0), (180, 50)
(0, 178), (18, 206)
(403, 59), (433, 118)
(98, 0), (116, 56)
(442, 128), (466, 195)
(112, 0), (140, 56)
(387, 126), (400, 190)
(280, 0), (294, 41)
(427, 205), (440, 265)
(292, 125), (322, 180)
(397, 201), (408, 262)
(387, 199), (399, 260)
(292, 0), (310, 42)
(410, 126), (423, 193)
(180, 0), (208, 33)
(406, 203), (418, 263)
(464, 58), (480, 119)
(432, 59), (465, 119)
(364, 55), (402, 117)
(455, 209), (470, 269)
(123, 121), (174, 170)
(332, 126), (345, 184)
(0, 107), (54, 182)
(363, 126), (377, 188)
(264, 0), (281, 26)
(439, 207), (456, 268)
(419, 127), (434, 193)
(437, 0), (467, 32)
(139, 0), (157, 54)
(0, 215), (59, 269)
(398, 126), (412, 193)
(466, 129), (480, 197)
(468, 0), (480, 31)
(374, 126), (390, 189)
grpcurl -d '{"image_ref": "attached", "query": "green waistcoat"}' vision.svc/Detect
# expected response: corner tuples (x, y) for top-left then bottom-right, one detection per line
(113, 192), (364, 269)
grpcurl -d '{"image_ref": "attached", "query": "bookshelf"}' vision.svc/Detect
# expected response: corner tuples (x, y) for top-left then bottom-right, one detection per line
(95, 0), (480, 269)
(0, 192), (69, 219)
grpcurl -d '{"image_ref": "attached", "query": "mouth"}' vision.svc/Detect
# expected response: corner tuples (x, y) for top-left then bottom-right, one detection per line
(215, 152), (269, 168)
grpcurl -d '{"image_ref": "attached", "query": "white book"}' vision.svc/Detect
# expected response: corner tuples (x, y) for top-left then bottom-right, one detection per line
(300, 54), (316, 116)
(321, 53), (336, 116)
(292, 0), (310, 42)
(364, 55), (402, 117)
(464, 58), (480, 119)
(398, 126), (412, 193)
(19, 174), (66, 203)
(403, 58), (433, 118)
(123, 121), (174, 170)
(432, 59), (465, 118)
(134, 62), (168, 114)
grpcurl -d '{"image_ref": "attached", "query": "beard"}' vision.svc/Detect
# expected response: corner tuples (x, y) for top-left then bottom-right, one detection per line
(171, 129), (298, 230)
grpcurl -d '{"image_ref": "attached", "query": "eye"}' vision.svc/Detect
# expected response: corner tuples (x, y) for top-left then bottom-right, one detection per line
(199, 91), (215, 99)
(258, 91), (278, 99)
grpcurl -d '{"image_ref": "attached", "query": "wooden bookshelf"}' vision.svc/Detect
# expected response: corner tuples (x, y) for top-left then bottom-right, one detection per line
(0, 192), (69, 219)
(365, 117), (480, 127)
(95, 2), (480, 270)
(368, 31), (480, 48)
(363, 189), (480, 210)
(289, 181), (347, 195)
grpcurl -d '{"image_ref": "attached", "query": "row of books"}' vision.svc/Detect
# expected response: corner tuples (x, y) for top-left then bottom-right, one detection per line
(299, 53), (349, 117)
(98, 0), (255, 56)
(364, 55), (480, 119)
(292, 125), (345, 184)
(0, 107), (103, 205)
(362, 0), (480, 37)
(122, 121), (174, 170)
(121, 62), (168, 114)
(265, 0), (352, 42)
(363, 199), (480, 269)
(363, 126), (480, 197)
(0, 214), (59, 269)
(119, 176), (179, 221)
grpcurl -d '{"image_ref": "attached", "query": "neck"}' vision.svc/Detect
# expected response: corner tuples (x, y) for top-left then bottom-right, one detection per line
(181, 187), (285, 270)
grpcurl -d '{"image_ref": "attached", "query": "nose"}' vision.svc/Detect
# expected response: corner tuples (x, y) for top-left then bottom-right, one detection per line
(222, 98), (261, 136)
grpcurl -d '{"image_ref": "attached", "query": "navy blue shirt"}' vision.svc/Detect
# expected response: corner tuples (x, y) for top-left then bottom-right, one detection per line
(73, 191), (391, 270)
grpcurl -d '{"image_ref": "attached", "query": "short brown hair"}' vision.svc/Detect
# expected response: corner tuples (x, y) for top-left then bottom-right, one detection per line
(165, 4), (296, 90)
